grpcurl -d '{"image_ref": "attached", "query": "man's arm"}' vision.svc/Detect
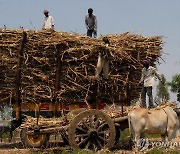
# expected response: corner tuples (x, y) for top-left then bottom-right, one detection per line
(51, 16), (55, 30)
(152, 67), (162, 81)
(85, 16), (89, 29)
(42, 19), (45, 30)
(139, 69), (144, 84)
(93, 15), (97, 31)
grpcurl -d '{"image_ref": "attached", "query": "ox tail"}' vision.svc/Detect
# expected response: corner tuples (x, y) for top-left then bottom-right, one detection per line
(128, 114), (134, 140)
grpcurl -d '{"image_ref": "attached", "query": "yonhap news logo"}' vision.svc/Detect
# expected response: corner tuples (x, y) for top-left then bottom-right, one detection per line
(137, 138), (149, 151)
(137, 138), (180, 151)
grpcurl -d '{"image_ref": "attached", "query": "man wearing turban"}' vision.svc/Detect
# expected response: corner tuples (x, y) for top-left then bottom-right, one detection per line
(139, 59), (162, 108)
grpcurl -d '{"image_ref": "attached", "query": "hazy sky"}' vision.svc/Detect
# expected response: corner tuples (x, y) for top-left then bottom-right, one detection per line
(0, 0), (180, 101)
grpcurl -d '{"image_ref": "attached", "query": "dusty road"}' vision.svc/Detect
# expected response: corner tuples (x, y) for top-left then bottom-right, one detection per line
(0, 137), (133, 154)
(0, 136), (180, 154)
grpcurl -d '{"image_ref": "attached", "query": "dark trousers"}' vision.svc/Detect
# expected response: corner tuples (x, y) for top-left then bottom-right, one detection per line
(141, 86), (153, 108)
(87, 30), (97, 38)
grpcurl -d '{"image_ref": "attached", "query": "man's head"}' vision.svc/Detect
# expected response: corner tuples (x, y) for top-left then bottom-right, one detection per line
(44, 10), (49, 17)
(142, 59), (150, 68)
(103, 37), (110, 45)
(88, 8), (93, 17)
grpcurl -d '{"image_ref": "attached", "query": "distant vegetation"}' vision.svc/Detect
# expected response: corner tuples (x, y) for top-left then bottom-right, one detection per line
(168, 74), (180, 102)
(155, 74), (170, 103)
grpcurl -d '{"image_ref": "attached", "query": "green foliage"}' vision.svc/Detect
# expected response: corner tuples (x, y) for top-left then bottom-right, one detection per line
(120, 128), (130, 140)
(60, 149), (94, 154)
(156, 74), (170, 103)
(1, 130), (19, 139)
(1, 131), (10, 139)
(31, 149), (94, 154)
(147, 134), (160, 138)
(168, 74), (180, 101)
(168, 74), (180, 93)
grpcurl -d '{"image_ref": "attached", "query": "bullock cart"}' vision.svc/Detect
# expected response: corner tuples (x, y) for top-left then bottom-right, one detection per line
(0, 29), (162, 150)
(20, 108), (129, 151)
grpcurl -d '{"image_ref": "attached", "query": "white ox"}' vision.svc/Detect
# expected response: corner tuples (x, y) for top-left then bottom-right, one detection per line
(128, 106), (180, 148)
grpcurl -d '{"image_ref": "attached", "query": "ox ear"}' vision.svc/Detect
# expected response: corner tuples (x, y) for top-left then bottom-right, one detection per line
(174, 108), (180, 116)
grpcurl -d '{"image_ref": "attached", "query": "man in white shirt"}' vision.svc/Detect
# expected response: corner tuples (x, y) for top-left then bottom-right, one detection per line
(85, 8), (97, 38)
(42, 10), (54, 30)
(139, 59), (162, 108)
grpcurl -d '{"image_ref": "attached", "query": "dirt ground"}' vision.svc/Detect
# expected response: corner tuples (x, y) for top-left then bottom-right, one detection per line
(0, 141), (133, 154)
(0, 136), (180, 154)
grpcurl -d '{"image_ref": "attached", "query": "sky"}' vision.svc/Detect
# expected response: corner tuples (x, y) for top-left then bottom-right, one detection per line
(0, 0), (180, 101)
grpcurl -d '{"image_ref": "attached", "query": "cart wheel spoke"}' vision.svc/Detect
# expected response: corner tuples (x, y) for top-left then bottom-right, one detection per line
(76, 127), (87, 133)
(85, 140), (91, 149)
(78, 136), (89, 147)
(98, 130), (108, 136)
(89, 115), (94, 128)
(92, 142), (97, 151)
(82, 120), (90, 129)
(76, 134), (89, 138)
(96, 138), (103, 148)
(94, 117), (100, 129)
(98, 136), (108, 143)
(97, 123), (108, 131)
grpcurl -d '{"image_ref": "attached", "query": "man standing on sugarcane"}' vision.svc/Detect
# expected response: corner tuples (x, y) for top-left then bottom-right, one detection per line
(139, 59), (162, 108)
(42, 10), (55, 30)
(85, 8), (97, 37)
(95, 37), (110, 79)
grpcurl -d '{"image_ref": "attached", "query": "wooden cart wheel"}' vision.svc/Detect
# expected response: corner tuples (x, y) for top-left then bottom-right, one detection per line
(68, 109), (116, 151)
(20, 128), (49, 148)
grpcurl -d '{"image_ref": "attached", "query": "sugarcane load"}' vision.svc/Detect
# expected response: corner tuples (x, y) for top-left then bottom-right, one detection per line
(0, 15), (163, 149)
(0, 29), (162, 110)
(1, 3), (180, 152)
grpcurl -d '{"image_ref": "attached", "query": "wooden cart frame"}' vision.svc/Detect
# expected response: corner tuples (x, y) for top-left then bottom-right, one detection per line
(20, 109), (129, 151)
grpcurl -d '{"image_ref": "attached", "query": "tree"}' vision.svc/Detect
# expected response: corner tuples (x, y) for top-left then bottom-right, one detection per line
(168, 74), (180, 102)
(156, 74), (170, 103)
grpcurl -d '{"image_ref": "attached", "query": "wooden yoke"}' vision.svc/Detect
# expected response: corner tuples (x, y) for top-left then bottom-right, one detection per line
(15, 31), (27, 119)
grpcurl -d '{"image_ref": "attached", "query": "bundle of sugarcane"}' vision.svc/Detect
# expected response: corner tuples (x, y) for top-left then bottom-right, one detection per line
(0, 29), (163, 106)
(20, 108), (129, 130)
(103, 108), (129, 118)
(20, 115), (69, 129)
